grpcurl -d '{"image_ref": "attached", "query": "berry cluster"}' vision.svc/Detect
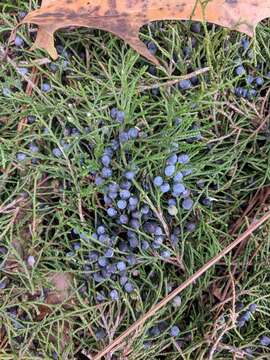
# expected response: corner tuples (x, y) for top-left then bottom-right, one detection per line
(234, 39), (266, 99)
(56, 108), (206, 303)
(237, 303), (257, 328)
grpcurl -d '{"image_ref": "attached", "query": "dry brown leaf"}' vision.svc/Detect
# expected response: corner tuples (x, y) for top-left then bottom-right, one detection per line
(47, 272), (74, 304)
(37, 272), (74, 320)
(19, 0), (270, 65)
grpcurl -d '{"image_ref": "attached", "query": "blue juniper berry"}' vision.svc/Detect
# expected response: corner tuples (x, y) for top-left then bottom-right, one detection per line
(14, 35), (24, 47)
(117, 261), (126, 271)
(109, 289), (119, 300)
(120, 180), (132, 190)
(256, 77), (264, 86)
(119, 214), (129, 224)
(120, 189), (131, 199)
(178, 154), (190, 164)
(116, 111), (125, 123)
(95, 328), (106, 340)
(141, 240), (150, 250)
(52, 148), (62, 158)
(41, 83), (51, 92)
(260, 335), (270, 346)
(160, 183), (170, 193)
(124, 170), (135, 180)
(235, 65), (246, 76)
(101, 154), (111, 167)
(173, 183), (185, 196)
(130, 218), (140, 229)
(120, 275), (128, 286)
(27, 115), (36, 124)
(124, 282), (134, 293)
(153, 176), (163, 187)
(182, 198), (193, 210)
(29, 143), (39, 153)
(18, 67), (29, 76)
(101, 167), (112, 178)
(110, 107), (118, 119)
(179, 79), (191, 90)
(174, 172), (183, 182)
(16, 152), (27, 161)
(104, 248), (114, 258)
(107, 208), (117, 217)
(147, 41), (157, 55)
(117, 199), (127, 210)
(170, 325), (180, 337)
(167, 154), (178, 165)
(160, 250), (171, 258)
(165, 165), (175, 177)
(119, 131), (129, 143)
(249, 303), (257, 312)
(128, 128), (139, 139)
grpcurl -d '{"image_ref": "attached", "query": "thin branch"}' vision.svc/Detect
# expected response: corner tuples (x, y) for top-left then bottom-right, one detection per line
(0, 176), (49, 214)
(138, 67), (210, 92)
(207, 129), (238, 144)
(91, 208), (270, 360)
(0, 44), (47, 101)
(208, 324), (234, 360)
(260, 86), (270, 118)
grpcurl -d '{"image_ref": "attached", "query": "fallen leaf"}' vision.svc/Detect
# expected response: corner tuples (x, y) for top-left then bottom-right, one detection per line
(47, 272), (74, 304)
(37, 272), (74, 320)
(211, 282), (224, 301)
(19, 0), (270, 65)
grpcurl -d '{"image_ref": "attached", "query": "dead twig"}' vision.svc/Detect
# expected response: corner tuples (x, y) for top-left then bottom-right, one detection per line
(216, 343), (247, 358)
(138, 67), (210, 92)
(214, 188), (270, 311)
(172, 338), (186, 359)
(17, 66), (40, 132)
(91, 208), (270, 360)
(260, 86), (270, 118)
(0, 44), (47, 101)
(208, 324), (235, 360)
(207, 129), (238, 144)
(0, 176), (49, 214)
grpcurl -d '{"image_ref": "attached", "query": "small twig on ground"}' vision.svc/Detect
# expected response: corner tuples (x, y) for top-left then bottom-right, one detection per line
(214, 188), (270, 311)
(210, 290), (250, 313)
(208, 324), (235, 360)
(172, 338), (186, 359)
(233, 187), (270, 257)
(0, 176), (49, 214)
(207, 129), (238, 144)
(141, 192), (186, 269)
(229, 189), (261, 235)
(0, 194), (28, 214)
(0, 207), (20, 242)
(18, 66), (39, 132)
(225, 102), (246, 116)
(138, 67), (210, 92)
(216, 343), (247, 358)
(228, 271), (236, 322)
(0, 44), (47, 101)
(91, 208), (270, 360)
(208, 270), (237, 359)
(30, 57), (51, 66)
(260, 86), (270, 118)
(252, 114), (270, 136)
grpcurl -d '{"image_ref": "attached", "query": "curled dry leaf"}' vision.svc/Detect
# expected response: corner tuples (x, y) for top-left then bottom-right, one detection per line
(35, 273), (74, 354)
(19, 0), (270, 65)
(37, 272), (74, 320)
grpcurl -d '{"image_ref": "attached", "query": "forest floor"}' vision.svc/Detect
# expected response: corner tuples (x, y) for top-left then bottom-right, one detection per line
(1, 1), (270, 359)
